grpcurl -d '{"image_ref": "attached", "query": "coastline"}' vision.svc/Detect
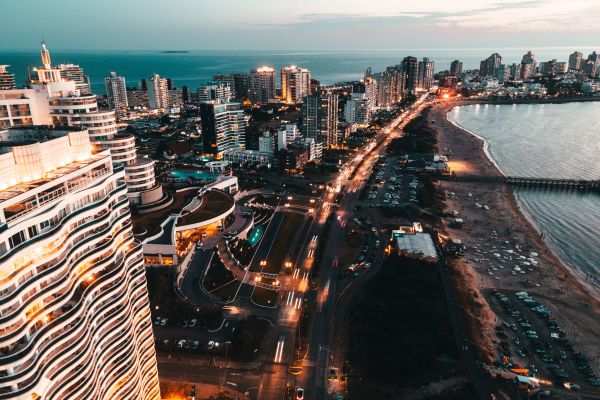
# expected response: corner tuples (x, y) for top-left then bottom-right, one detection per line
(447, 104), (600, 292)
(429, 100), (600, 368)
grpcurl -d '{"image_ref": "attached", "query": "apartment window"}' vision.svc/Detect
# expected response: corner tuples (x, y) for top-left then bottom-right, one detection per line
(27, 225), (39, 239)
(8, 231), (26, 249)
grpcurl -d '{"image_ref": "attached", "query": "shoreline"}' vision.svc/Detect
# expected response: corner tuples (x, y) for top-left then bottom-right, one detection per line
(429, 100), (600, 367)
(455, 95), (600, 106)
(447, 104), (600, 292)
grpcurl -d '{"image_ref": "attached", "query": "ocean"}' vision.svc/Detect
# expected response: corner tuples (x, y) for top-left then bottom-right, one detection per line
(448, 103), (600, 281)
(2, 47), (597, 94)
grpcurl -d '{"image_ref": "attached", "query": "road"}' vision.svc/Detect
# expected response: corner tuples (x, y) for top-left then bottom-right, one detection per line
(294, 95), (431, 400)
(167, 96), (430, 400)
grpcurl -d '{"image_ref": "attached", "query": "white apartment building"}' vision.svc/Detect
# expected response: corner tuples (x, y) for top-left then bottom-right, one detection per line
(344, 93), (370, 127)
(0, 44), (164, 207)
(56, 63), (91, 95)
(148, 74), (169, 109)
(198, 83), (232, 104)
(104, 72), (128, 112)
(281, 65), (311, 104)
(0, 126), (161, 400)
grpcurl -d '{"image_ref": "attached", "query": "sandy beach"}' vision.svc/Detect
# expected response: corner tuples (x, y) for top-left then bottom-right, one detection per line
(429, 100), (600, 372)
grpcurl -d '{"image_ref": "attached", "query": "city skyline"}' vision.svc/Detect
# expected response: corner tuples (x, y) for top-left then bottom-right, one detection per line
(2, 0), (600, 51)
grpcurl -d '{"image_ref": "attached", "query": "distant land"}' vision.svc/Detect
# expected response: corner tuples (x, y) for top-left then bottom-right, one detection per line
(159, 50), (189, 54)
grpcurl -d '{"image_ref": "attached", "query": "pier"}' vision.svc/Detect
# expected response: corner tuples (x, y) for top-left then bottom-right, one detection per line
(443, 175), (600, 192)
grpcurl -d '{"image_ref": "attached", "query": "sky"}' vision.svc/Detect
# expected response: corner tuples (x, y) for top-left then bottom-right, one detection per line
(2, 0), (600, 50)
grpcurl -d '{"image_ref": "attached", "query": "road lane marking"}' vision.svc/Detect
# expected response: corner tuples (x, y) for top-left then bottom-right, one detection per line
(274, 338), (285, 363)
(295, 297), (302, 310)
(286, 291), (295, 306)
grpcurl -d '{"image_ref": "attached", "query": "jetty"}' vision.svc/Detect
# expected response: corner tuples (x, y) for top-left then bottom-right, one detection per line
(442, 175), (600, 192)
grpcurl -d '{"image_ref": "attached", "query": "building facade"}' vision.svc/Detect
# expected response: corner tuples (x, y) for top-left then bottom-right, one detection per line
(0, 127), (161, 400)
(480, 53), (502, 77)
(280, 66), (311, 104)
(249, 67), (276, 105)
(418, 57), (435, 91)
(200, 102), (246, 156)
(0, 66), (15, 90)
(450, 60), (463, 77)
(104, 72), (128, 112)
(148, 74), (169, 109)
(301, 91), (339, 148)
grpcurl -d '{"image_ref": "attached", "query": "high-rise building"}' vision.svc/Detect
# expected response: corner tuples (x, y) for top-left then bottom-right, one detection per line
(57, 63), (91, 95)
(401, 56), (419, 94)
(280, 65), (311, 104)
(213, 73), (250, 100)
(568, 51), (583, 71)
(258, 131), (275, 153)
(450, 60), (463, 77)
(520, 51), (537, 78)
(479, 53), (502, 77)
(104, 71), (128, 112)
(0, 126), (161, 400)
(376, 65), (404, 107)
(200, 102), (246, 156)
(249, 66), (276, 105)
(301, 90), (338, 148)
(0, 43), (163, 207)
(198, 82), (232, 104)
(363, 76), (378, 112)
(344, 93), (370, 126)
(584, 51), (599, 77)
(418, 57), (435, 91)
(148, 74), (169, 109)
(509, 63), (521, 80)
(0, 65), (16, 90)
(277, 124), (301, 150)
(494, 64), (510, 83)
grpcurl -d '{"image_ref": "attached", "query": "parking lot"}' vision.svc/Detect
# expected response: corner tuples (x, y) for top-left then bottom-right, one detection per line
(488, 289), (600, 393)
(363, 156), (420, 207)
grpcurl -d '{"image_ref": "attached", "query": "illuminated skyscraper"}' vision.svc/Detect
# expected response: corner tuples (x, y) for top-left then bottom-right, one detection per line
(281, 65), (311, 104)
(249, 66), (276, 105)
(0, 126), (161, 400)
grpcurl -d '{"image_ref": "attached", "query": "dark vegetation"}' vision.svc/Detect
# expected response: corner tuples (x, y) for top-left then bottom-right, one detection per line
(146, 268), (221, 326)
(230, 315), (271, 361)
(203, 256), (235, 292)
(347, 255), (461, 389)
(387, 108), (438, 155)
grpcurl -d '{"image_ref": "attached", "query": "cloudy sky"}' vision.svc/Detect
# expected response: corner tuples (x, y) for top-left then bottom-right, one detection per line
(3, 0), (599, 50)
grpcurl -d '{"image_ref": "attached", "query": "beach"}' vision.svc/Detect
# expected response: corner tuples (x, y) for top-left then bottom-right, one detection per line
(429, 100), (600, 372)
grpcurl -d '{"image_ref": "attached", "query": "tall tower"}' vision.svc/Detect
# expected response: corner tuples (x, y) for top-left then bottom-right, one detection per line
(0, 127), (161, 400)
(40, 40), (52, 69)
(249, 66), (276, 105)
(105, 71), (128, 111)
(281, 65), (311, 104)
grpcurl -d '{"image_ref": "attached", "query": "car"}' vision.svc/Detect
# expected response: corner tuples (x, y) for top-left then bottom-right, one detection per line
(160, 318), (168, 326)
(328, 368), (338, 380)
(529, 364), (538, 374)
(516, 349), (525, 357)
(207, 341), (215, 350)
(189, 319), (197, 328)
(295, 387), (304, 399)
(588, 377), (600, 386)
(192, 341), (200, 350)
(563, 383), (580, 391)
(513, 337), (520, 345)
(559, 350), (567, 360)
(177, 340), (186, 348)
